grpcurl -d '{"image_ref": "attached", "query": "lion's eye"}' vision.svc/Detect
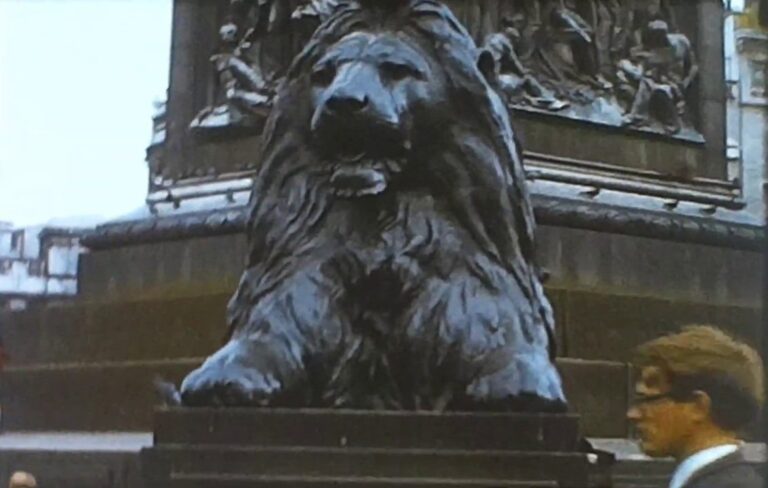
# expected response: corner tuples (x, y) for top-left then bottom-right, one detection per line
(381, 61), (421, 82)
(311, 65), (337, 86)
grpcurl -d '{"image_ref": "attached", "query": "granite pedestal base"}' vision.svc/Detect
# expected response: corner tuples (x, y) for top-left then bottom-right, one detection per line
(141, 408), (611, 488)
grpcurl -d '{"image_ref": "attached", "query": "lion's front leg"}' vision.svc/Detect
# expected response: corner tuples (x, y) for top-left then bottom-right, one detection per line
(401, 267), (566, 413)
(180, 265), (350, 407)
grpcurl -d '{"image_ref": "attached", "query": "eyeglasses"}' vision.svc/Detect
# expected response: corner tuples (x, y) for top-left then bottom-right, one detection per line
(632, 390), (697, 407)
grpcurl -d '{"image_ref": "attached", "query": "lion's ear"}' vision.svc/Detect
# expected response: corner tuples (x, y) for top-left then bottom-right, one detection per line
(476, 49), (497, 84)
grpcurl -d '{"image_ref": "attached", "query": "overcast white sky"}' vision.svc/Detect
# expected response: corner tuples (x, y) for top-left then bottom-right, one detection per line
(0, 0), (172, 227)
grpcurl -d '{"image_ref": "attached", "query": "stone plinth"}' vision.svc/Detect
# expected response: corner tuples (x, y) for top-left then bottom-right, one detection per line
(141, 408), (612, 488)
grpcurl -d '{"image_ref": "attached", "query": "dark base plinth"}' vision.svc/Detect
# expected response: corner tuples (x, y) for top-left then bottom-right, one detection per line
(141, 408), (612, 488)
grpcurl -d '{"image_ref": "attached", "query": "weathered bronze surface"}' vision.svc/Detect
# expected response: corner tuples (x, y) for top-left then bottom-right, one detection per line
(180, 0), (565, 412)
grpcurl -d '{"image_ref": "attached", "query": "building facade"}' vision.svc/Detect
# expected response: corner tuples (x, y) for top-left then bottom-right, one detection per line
(725, 0), (768, 223)
(0, 222), (87, 312)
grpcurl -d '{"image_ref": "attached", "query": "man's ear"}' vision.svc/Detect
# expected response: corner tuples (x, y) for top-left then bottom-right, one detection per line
(477, 49), (497, 83)
(691, 390), (712, 422)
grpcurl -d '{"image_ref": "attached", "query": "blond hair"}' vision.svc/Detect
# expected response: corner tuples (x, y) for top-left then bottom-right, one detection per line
(634, 325), (764, 430)
(9, 472), (37, 488)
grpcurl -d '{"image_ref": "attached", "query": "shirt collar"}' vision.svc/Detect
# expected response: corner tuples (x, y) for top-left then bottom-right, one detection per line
(668, 444), (740, 488)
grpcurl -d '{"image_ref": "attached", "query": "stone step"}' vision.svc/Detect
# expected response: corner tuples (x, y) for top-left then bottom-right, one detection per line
(168, 473), (558, 488)
(0, 293), (228, 367)
(1, 358), (627, 436)
(151, 445), (591, 482)
(0, 360), (200, 431)
(609, 460), (675, 488)
(78, 233), (245, 300)
(154, 408), (580, 451)
(1, 277), (628, 439)
(611, 477), (669, 488)
(141, 410), (604, 488)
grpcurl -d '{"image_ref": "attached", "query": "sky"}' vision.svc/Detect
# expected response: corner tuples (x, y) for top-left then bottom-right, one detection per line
(0, 0), (172, 227)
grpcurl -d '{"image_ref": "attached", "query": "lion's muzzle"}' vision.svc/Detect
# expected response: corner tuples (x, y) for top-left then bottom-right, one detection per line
(311, 62), (401, 131)
(311, 62), (410, 198)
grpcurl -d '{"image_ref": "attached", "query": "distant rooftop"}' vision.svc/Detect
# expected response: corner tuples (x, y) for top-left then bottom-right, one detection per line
(0, 221), (95, 311)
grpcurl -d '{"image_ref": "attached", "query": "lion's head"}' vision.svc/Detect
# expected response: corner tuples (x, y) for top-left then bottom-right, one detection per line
(249, 0), (541, 299)
(308, 28), (451, 197)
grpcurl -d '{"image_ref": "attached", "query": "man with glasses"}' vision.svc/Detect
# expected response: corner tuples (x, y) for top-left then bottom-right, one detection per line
(627, 325), (764, 488)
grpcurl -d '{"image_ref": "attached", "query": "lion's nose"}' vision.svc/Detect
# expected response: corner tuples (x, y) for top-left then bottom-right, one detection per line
(326, 92), (369, 114)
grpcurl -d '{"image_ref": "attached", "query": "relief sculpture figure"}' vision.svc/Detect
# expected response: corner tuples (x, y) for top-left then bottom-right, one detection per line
(620, 19), (698, 134)
(470, 0), (701, 137)
(180, 0), (566, 412)
(535, 0), (613, 99)
(192, 0), (348, 135)
(191, 0), (276, 135)
(484, 15), (569, 111)
(193, 0), (704, 139)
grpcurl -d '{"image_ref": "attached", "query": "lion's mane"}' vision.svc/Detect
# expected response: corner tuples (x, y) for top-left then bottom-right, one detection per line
(229, 0), (552, 336)
(171, 0), (568, 411)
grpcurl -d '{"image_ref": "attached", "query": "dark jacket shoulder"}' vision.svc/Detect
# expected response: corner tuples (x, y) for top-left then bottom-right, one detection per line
(685, 450), (763, 488)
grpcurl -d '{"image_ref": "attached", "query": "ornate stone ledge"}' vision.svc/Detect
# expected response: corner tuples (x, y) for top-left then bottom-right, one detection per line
(530, 196), (764, 250)
(82, 208), (247, 250)
(82, 197), (764, 252)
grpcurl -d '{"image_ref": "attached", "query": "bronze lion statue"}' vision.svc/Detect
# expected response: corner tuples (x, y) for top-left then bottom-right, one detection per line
(181, 0), (566, 412)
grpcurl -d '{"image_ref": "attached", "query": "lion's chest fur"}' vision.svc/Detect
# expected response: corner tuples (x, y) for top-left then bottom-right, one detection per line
(321, 192), (470, 276)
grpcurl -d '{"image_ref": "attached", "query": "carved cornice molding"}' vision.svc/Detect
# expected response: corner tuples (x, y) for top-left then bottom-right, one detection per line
(82, 198), (765, 252)
(82, 207), (247, 249)
(530, 196), (764, 250)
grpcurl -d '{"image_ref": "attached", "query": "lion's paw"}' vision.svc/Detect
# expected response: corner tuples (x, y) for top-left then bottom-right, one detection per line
(464, 352), (567, 413)
(180, 341), (284, 407)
